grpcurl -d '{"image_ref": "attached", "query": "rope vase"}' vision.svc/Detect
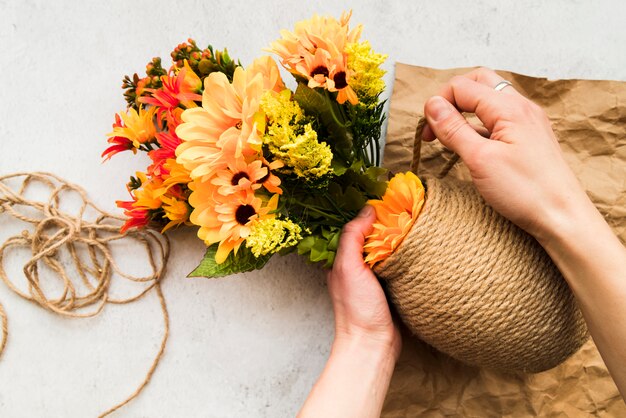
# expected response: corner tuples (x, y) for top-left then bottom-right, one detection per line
(374, 176), (588, 372)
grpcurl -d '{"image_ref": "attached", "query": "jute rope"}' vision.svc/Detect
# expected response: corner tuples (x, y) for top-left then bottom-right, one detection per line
(411, 116), (460, 179)
(375, 117), (588, 372)
(0, 172), (170, 416)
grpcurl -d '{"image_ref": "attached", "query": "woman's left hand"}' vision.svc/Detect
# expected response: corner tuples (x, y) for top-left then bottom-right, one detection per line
(298, 205), (401, 418)
(327, 205), (402, 358)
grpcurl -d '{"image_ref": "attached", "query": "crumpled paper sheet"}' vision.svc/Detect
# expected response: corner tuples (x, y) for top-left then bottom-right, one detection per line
(381, 63), (626, 417)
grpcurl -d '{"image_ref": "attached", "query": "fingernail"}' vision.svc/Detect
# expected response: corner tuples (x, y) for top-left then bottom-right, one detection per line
(358, 205), (374, 217)
(427, 96), (452, 122)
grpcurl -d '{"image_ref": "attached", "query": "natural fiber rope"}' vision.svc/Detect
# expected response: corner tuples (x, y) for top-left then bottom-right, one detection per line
(375, 177), (588, 371)
(0, 172), (170, 416)
(411, 116), (460, 178)
(381, 122), (589, 371)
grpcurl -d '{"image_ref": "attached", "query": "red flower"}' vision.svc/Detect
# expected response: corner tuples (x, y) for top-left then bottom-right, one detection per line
(147, 131), (182, 177)
(116, 199), (151, 233)
(102, 114), (137, 160)
(140, 66), (202, 111)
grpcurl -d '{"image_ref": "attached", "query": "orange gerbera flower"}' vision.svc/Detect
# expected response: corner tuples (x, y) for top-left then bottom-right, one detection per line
(176, 60), (282, 181)
(247, 56), (286, 94)
(297, 48), (333, 90)
(364, 172), (425, 267)
(106, 106), (157, 150)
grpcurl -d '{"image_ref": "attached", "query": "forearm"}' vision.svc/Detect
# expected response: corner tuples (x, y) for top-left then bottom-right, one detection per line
(539, 197), (626, 397)
(298, 336), (397, 418)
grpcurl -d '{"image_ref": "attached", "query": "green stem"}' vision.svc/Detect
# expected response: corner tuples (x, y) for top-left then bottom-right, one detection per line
(323, 192), (351, 222)
(324, 89), (346, 126)
(289, 196), (345, 223)
(362, 144), (371, 167)
(374, 135), (381, 167)
(301, 205), (345, 223)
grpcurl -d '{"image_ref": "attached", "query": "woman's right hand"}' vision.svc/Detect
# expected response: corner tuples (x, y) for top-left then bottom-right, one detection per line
(423, 68), (626, 399)
(422, 67), (593, 244)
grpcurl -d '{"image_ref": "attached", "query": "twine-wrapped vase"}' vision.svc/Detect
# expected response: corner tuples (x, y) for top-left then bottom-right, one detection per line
(374, 176), (588, 372)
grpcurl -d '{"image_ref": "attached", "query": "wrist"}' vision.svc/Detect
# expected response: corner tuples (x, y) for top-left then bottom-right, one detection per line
(534, 192), (623, 293)
(332, 331), (401, 364)
(532, 182), (600, 248)
(298, 328), (399, 418)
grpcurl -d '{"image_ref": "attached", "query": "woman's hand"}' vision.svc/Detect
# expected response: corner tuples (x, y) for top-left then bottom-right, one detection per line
(423, 68), (626, 398)
(422, 67), (592, 243)
(298, 206), (401, 418)
(327, 205), (401, 358)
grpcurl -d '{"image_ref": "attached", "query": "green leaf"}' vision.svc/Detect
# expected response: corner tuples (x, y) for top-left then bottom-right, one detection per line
(293, 83), (352, 157)
(327, 230), (340, 252)
(343, 186), (367, 211)
(365, 166), (387, 181)
(324, 251), (336, 268)
(297, 236), (316, 255)
(331, 157), (348, 176)
(187, 244), (272, 279)
(348, 168), (388, 198)
(305, 235), (329, 263)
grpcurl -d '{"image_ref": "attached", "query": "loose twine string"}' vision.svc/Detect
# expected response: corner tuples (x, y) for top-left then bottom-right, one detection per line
(411, 116), (460, 178)
(0, 172), (170, 417)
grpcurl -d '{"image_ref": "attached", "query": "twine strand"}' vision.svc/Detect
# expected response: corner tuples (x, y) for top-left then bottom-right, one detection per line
(0, 172), (170, 416)
(412, 116), (461, 179)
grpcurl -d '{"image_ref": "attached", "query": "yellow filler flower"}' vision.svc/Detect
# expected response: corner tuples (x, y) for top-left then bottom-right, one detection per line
(246, 218), (303, 257)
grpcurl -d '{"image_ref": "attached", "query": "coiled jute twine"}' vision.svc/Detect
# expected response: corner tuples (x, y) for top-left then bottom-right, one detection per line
(374, 118), (588, 372)
(0, 172), (170, 416)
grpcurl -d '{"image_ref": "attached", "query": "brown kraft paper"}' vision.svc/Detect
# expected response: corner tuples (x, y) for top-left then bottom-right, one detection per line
(381, 63), (626, 417)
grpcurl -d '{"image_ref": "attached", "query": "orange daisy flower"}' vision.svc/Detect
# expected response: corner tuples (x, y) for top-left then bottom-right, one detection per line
(268, 10), (361, 105)
(211, 157), (267, 195)
(364, 172), (425, 267)
(188, 178), (279, 263)
(327, 56), (358, 105)
(296, 48), (333, 90)
(258, 157), (283, 195)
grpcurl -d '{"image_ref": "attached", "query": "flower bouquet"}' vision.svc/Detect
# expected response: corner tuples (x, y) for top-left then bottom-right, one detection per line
(105, 12), (387, 275)
(104, 11), (587, 372)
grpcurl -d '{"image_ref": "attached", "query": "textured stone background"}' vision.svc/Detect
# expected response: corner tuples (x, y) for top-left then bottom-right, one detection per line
(0, 1), (625, 417)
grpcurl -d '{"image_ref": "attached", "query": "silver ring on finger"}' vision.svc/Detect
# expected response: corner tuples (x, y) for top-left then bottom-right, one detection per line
(494, 80), (513, 91)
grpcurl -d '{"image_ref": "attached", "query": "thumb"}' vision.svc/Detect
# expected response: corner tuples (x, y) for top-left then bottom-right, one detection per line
(424, 96), (487, 158)
(334, 205), (376, 269)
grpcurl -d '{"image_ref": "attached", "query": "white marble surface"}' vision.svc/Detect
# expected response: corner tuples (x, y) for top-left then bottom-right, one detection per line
(0, 1), (625, 416)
